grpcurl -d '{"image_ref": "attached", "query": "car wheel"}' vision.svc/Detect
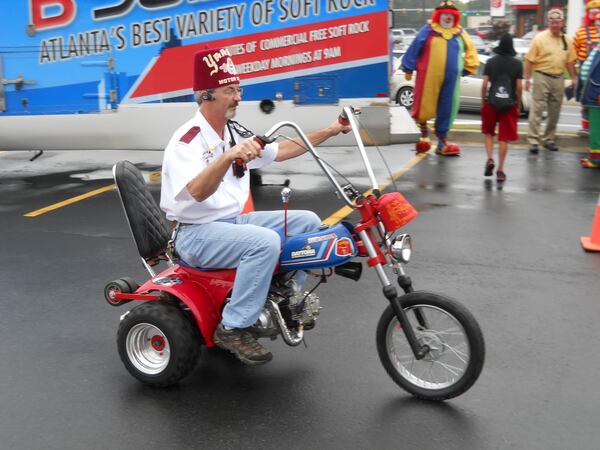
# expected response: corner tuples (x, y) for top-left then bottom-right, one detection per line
(396, 87), (414, 109)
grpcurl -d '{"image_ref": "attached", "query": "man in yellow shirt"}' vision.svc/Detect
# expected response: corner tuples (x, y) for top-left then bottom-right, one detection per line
(524, 9), (577, 153)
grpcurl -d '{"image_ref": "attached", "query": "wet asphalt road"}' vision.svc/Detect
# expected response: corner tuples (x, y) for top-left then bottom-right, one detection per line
(1, 145), (600, 450)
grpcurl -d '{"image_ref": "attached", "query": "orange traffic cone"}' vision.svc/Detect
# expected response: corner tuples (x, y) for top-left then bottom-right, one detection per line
(241, 193), (255, 214)
(581, 193), (600, 252)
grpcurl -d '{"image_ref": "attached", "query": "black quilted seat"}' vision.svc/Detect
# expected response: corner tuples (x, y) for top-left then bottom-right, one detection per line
(113, 161), (171, 262)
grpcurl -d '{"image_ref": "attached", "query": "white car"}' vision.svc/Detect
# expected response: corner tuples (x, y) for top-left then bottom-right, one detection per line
(391, 28), (417, 50)
(488, 38), (530, 59)
(390, 54), (531, 114)
(397, 35), (415, 52)
(468, 34), (491, 54)
(521, 30), (539, 45)
(512, 38), (530, 58)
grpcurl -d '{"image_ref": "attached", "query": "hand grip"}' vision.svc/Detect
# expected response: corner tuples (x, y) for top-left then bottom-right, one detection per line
(253, 136), (267, 148)
(254, 134), (276, 147)
(338, 106), (360, 132)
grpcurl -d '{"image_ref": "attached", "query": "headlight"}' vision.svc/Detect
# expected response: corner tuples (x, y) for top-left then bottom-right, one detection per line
(390, 234), (412, 263)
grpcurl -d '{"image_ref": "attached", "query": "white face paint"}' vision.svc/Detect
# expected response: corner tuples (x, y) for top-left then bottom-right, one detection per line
(440, 12), (455, 29)
(595, 18), (600, 28)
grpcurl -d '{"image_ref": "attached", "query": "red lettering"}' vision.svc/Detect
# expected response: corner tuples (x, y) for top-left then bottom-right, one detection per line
(31, 0), (76, 31)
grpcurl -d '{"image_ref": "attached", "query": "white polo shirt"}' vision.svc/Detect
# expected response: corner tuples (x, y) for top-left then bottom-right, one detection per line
(160, 110), (278, 223)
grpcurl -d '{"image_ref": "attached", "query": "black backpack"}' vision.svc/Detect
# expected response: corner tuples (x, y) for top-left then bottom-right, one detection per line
(488, 73), (515, 112)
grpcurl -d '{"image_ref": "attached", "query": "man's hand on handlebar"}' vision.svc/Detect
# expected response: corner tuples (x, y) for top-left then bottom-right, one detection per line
(228, 138), (263, 162)
(328, 118), (352, 136)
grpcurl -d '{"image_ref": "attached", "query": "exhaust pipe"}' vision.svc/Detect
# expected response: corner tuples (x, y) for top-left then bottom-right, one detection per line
(334, 261), (362, 281)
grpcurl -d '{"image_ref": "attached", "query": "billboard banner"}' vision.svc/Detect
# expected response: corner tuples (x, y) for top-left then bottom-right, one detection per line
(0, 0), (388, 115)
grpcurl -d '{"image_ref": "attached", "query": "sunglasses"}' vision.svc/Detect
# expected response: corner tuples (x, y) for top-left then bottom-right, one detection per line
(220, 86), (244, 96)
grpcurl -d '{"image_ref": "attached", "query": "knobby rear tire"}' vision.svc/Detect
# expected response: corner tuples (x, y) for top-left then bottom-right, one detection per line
(117, 301), (201, 387)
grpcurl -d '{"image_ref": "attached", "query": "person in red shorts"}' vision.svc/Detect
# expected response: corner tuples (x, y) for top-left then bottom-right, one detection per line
(481, 34), (523, 182)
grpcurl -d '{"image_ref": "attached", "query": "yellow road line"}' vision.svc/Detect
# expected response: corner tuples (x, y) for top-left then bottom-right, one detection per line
(24, 184), (116, 217)
(21, 153), (421, 221)
(23, 170), (161, 218)
(322, 152), (427, 226)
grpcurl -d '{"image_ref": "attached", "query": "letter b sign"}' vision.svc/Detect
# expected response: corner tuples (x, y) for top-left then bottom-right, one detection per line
(30, 0), (75, 31)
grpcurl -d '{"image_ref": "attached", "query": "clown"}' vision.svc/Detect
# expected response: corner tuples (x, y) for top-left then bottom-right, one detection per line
(577, 11), (600, 168)
(401, 0), (478, 156)
(573, 0), (600, 136)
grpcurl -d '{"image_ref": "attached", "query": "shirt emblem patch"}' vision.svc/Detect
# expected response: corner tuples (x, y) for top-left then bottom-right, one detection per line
(203, 146), (216, 162)
(179, 126), (200, 144)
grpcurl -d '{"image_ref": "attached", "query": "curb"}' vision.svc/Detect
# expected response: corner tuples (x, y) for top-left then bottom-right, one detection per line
(448, 129), (588, 153)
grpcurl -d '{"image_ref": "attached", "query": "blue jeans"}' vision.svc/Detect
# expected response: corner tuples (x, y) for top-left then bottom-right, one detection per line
(175, 210), (321, 328)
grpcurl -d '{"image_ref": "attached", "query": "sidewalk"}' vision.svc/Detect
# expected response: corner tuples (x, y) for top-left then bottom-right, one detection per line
(452, 98), (587, 151)
(388, 104), (589, 152)
(449, 126), (588, 152)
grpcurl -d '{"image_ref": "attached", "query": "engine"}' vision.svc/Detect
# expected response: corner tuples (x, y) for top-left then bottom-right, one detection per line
(251, 276), (321, 345)
(279, 290), (321, 327)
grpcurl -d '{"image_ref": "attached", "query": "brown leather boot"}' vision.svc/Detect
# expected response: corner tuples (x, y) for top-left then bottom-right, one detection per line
(213, 324), (272, 365)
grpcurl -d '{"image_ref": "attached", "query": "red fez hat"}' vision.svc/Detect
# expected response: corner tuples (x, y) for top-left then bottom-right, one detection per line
(193, 48), (240, 91)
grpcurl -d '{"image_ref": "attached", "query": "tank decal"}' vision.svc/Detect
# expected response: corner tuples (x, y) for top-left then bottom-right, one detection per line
(281, 239), (335, 266)
(278, 223), (357, 270)
(335, 237), (354, 257)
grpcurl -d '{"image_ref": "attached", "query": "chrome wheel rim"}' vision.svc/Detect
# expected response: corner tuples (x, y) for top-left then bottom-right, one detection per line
(399, 89), (414, 108)
(386, 305), (470, 390)
(126, 323), (171, 375)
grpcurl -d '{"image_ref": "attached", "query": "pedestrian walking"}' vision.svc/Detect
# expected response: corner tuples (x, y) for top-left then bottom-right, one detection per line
(524, 8), (577, 154)
(481, 34), (523, 182)
(577, 12), (600, 169)
(572, 0), (600, 137)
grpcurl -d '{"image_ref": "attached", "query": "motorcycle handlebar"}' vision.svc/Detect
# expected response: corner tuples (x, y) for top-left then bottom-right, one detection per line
(338, 106), (361, 128)
(258, 106), (369, 208)
(232, 135), (277, 178)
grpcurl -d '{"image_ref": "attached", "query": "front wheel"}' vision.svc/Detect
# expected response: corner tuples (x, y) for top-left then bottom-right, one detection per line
(117, 301), (201, 387)
(376, 291), (485, 401)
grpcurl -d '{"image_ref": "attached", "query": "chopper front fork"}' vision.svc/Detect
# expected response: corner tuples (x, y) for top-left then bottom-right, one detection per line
(383, 285), (430, 360)
(356, 229), (429, 359)
(396, 273), (429, 328)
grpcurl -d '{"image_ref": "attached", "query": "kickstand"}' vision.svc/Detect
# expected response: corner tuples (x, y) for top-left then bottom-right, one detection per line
(29, 150), (43, 161)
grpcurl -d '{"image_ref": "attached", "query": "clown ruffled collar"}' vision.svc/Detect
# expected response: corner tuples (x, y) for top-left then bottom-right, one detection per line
(430, 21), (462, 40)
